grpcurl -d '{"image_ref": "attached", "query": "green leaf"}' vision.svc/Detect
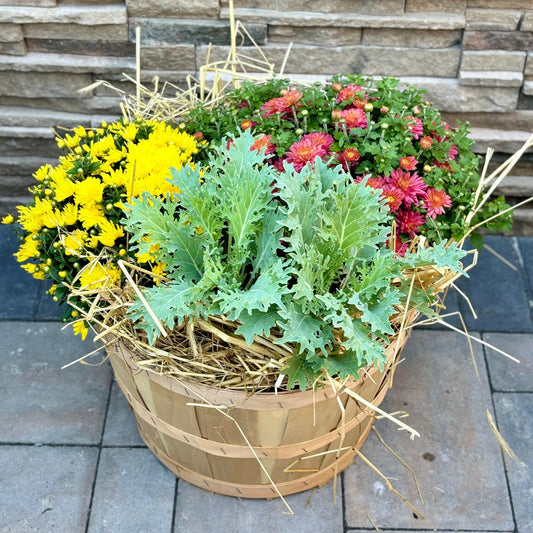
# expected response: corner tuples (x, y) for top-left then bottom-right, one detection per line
(251, 209), (283, 275)
(321, 350), (366, 381)
(235, 308), (281, 345)
(284, 352), (317, 391)
(348, 287), (400, 335)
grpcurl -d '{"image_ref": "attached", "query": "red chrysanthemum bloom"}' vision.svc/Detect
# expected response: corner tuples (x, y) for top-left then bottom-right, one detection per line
(389, 169), (427, 207)
(343, 147), (360, 162)
(251, 134), (276, 156)
(305, 131), (334, 150)
(273, 158), (286, 172)
(285, 135), (329, 171)
(240, 119), (256, 130)
(449, 144), (458, 160)
(340, 108), (367, 131)
(396, 209), (426, 237)
(260, 90), (303, 117)
(399, 156), (418, 171)
(403, 116), (424, 139)
(381, 184), (404, 212)
(420, 136), (433, 150)
(424, 187), (452, 219)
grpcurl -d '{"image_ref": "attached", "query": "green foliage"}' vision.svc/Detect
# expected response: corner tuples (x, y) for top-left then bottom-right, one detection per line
(123, 133), (467, 389)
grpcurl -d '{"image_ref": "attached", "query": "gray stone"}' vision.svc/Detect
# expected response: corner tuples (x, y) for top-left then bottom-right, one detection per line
(0, 105), (93, 128)
(174, 478), (343, 533)
(0, 322), (112, 444)
(442, 109), (533, 132)
(493, 176), (533, 197)
(527, 52), (533, 77)
(23, 22), (128, 41)
(102, 380), (146, 446)
(362, 28), (462, 48)
(0, 445), (97, 533)
(459, 70), (523, 88)
(344, 329), (513, 530)
(0, 175), (37, 196)
(0, 52), (135, 74)
(464, 30), (533, 51)
(397, 76), (519, 112)
(126, 0), (219, 18)
(405, 0), (466, 12)
(522, 11), (533, 32)
(493, 393), (533, 533)
(130, 18), (267, 46)
(461, 50), (526, 71)
(0, 129), (57, 158)
(0, 155), (57, 176)
(0, 4), (127, 26)
(0, 23), (23, 42)
(466, 8), (522, 31)
(140, 44), (195, 71)
(469, 127), (533, 153)
(226, 0), (405, 15)
(0, 0), (56, 4)
(197, 44), (461, 77)
(0, 71), (94, 98)
(0, 94), (123, 115)
(484, 333), (533, 392)
(524, 80), (533, 96)
(27, 38), (135, 57)
(220, 8), (465, 30)
(0, 40), (25, 55)
(468, 0), (532, 8)
(87, 448), (176, 533)
(268, 26), (362, 46)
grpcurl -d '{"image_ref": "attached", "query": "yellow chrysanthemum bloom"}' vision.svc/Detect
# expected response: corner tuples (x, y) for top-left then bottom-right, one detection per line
(89, 134), (116, 158)
(20, 263), (46, 280)
(72, 320), (89, 340)
(2, 214), (14, 224)
(79, 262), (120, 290)
(15, 235), (40, 262)
(63, 229), (87, 256)
(97, 218), (124, 247)
(61, 203), (78, 226)
(42, 208), (64, 229)
(78, 204), (106, 229)
(75, 177), (105, 206)
(34, 164), (52, 182)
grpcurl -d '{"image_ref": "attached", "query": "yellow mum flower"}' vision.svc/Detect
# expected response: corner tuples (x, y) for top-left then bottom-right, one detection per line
(74, 126), (87, 138)
(34, 164), (52, 182)
(79, 262), (120, 290)
(89, 134), (116, 158)
(42, 208), (63, 229)
(20, 263), (46, 279)
(63, 229), (87, 256)
(97, 218), (124, 247)
(72, 321), (89, 340)
(75, 177), (105, 206)
(2, 214), (14, 224)
(78, 204), (105, 229)
(15, 235), (40, 262)
(63, 133), (81, 149)
(121, 122), (138, 142)
(61, 203), (78, 226)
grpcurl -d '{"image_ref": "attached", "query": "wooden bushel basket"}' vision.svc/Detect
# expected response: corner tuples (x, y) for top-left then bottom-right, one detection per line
(106, 325), (411, 499)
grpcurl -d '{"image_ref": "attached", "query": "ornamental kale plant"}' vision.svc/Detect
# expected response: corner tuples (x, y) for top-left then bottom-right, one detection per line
(183, 75), (511, 253)
(123, 132), (467, 389)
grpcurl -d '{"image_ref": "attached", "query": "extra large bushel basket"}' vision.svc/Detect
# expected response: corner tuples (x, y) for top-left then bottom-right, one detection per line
(106, 328), (410, 498)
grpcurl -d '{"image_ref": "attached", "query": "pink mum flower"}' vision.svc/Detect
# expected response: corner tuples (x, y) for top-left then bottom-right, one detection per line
(251, 134), (276, 156)
(403, 116), (424, 139)
(261, 90), (303, 117)
(336, 84), (364, 104)
(448, 144), (458, 160)
(340, 108), (367, 131)
(285, 134), (329, 171)
(305, 131), (334, 150)
(424, 187), (452, 218)
(356, 175), (384, 190)
(381, 184), (404, 212)
(399, 156), (418, 171)
(396, 209), (426, 237)
(389, 169), (427, 207)
(420, 136), (433, 150)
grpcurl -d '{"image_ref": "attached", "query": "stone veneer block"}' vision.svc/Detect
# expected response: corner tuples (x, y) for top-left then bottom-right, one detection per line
(140, 44), (195, 70)
(466, 8), (522, 31)
(493, 393), (533, 533)
(0, 0), (56, 4)
(484, 333), (533, 392)
(0, 40), (25, 55)
(227, 0), (405, 15)
(130, 18), (266, 46)
(0, 105), (93, 128)
(0, 322), (112, 444)
(344, 329), (514, 530)
(464, 30), (533, 51)
(126, 0), (219, 18)
(362, 28), (462, 48)
(27, 38), (135, 57)
(0, 23), (23, 42)
(459, 70), (523, 87)
(0, 4), (126, 26)
(174, 479), (343, 533)
(468, 0), (533, 8)
(197, 44), (461, 77)
(405, 0), (466, 11)
(87, 448), (176, 533)
(0, 71), (93, 97)
(523, 80), (533, 96)
(526, 51), (533, 76)
(522, 11), (533, 31)
(469, 127), (533, 152)
(461, 50), (526, 71)
(0, 445), (97, 532)
(23, 22), (128, 41)
(219, 8), (465, 30)
(268, 26), (362, 46)
(0, 94), (122, 115)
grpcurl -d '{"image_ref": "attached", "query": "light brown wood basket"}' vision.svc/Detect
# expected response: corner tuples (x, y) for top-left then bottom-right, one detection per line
(105, 322), (412, 499)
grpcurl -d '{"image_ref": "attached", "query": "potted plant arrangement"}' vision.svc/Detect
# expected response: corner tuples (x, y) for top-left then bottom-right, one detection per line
(4, 70), (531, 508)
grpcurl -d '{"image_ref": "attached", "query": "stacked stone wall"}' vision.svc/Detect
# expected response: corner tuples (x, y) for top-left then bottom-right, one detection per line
(0, 0), (532, 230)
